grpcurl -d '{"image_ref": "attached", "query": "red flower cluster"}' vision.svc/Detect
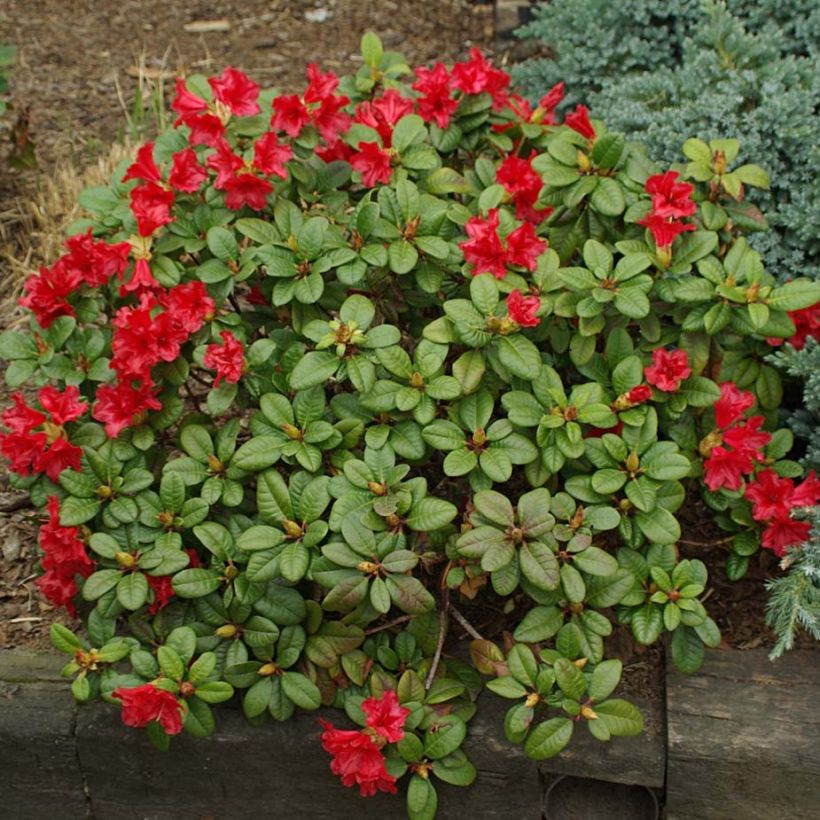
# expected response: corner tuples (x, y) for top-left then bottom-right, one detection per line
(506, 289), (541, 327)
(112, 683), (184, 735)
(638, 171), (696, 250)
(745, 469), (820, 556)
(0, 386), (87, 481)
(172, 66), (260, 147)
(703, 382), (771, 492)
(350, 141), (393, 187)
(94, 281), (214, 437)
(320, 689), (410, 797)
(413, 62), (459, 129)
(147, 575), (175, 614)
(644, 348), (691, 393)
(20, 230), (130, 328)
(270, 63), (351, 147)
(460, 209), (546, 279)
(451, 48), (510, 110)
(203, 330), (245, 387)
(36, 497), (95, 616)
(496, 153), (552, 225)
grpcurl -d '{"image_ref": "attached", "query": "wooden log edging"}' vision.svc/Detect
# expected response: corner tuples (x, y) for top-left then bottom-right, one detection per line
(2, 646), (817, 819)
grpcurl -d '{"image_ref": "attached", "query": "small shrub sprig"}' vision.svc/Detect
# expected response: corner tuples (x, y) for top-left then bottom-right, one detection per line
(1, 34), (819, 818)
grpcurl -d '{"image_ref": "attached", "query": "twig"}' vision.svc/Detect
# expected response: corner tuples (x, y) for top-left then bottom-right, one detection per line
(425, 607), (449, 690)
(364, 614), (412, 635)
(449, 604), (485, 641)
(678, 536), (734, 547)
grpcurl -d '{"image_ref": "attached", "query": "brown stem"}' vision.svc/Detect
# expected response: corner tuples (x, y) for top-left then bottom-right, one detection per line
(449, 604), (485, 641)
(364, 614), (413, 635)
(678, 536), (734, 547)
(425, 606), (449, 690)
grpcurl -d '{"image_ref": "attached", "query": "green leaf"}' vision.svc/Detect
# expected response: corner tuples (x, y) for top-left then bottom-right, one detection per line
(513, 606), (563, 642)
(360, 31), (383, 68)
(392, 114), (426, 154)
(117, 572), (148, 610)
(498, 334), (542, 380)
(407, 776), (438, 820)
(595, 699), (644, 736)
(232, 436), (282, 471)
(519, 541), (560, 591)
(588, 659), (622, 702)
(406, 497), (458, 531)
(289, 350), (339, 390)
(172, 569), (221, 598)
(207, 226), (238, 262)
(590, 177), (625, 216)
(554, 657), (586, 700)
(636, 507), (681, 545)
(670, 625), (705, 674)
(387, 575), (435, 614)
(523, 717), (574, 759)
(388, 240), (419, 274)
(281, 671), (321, 710)
(424, 715), (467, 759)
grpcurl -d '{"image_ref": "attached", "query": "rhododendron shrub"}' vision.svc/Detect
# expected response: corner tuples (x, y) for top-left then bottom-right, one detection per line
(1, 34), (819, 818)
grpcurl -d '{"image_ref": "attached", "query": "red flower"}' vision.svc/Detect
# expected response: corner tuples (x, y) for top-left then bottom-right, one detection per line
(537, 81), (565, 121)
(355, 90), (414, 147)
(745, 469), (797, 521)
(644, 348), (691, 392)
(159, 281), (215, 333)
(207, 139), (244, 188)
(123, 142), (162, 185)
(223, 173), (273, 211)
(361, 689), (410, 743)
(451, 48), (510, 109)
(703, 445), (755, 491)
(19, 262), (81, 328)
(111, 298), (161, 378)
(305, 63), (340, 103)
(565, 104), (595, 140)
(585, 419), (624, 439)
(319, 722), (397, 797)
(169, 148), (208, 193)
(413, 62), (458, 129)
(505, 222), (547, 271)
(714, 382), (755, 429)
(93, 380), (162, 438)
(784, 304), (820, 350)
(271, 94), (311, 137)
(38, 385), (87, 425)
(253, 132), (293, 178)
(627, 385), (652, 404)
(203, 331), (245, 387)
(171, 78), (208, 120)
(147, 575), (175, 614)
(209, 66), (261, 117)
(37, 573), (82, 616)
(120, 258), (161, 296)
(312, 95), (352, 145)
(461, 210), (508, 279)
(762, 518), (813, 557)
(496, 154), (551, 224)
(61, 230), (130, 288)
(507, 289), (541, 327)
(112, 684), (184, 735)
(645, 171), (696, 219)
(183, 112), (226, 148)
(792, 470), (820, 508)
(350, 142), (393, 187)
(722, 416), (771, 459)
(638, 213), (695, 249)
(130, 182), (175, 237)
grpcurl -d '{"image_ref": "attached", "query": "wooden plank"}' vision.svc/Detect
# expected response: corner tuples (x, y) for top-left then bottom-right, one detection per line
(666, 647), (820, 820)
(0, 651), (89, 818)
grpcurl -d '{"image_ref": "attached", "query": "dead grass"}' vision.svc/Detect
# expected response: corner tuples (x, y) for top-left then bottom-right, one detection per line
(0, 140), (133, 330)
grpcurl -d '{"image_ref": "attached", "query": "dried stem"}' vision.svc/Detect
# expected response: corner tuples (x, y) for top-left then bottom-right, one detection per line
(679, 536), (734, 547)
(425, 606), (449, 690)
(449, 604), (485, 641)
(364, 614), (412, 635)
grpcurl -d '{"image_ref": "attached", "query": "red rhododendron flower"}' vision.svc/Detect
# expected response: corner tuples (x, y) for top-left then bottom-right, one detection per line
(496, 154), (551, 224)
(361, 689), (410, 743)
(207, 138), (245, 188)
(183, 112), (226, 148)
(350, 142), (393, 187)
(171, 78), (208, 120)
(413, 62), (458, 129)
(638, 213), (695, 249)
(38, 385), (88, 425)
(783, 304), (820, 350)
(507, 289), (541, 327)
(112, 684), (184, 735)
(537, 81), (565, 121)
(505, 222), (547, 271)
(271, 94), (311, 136)
(60, 230), (130, 288)
(169, 148), (208, 193)
(451, 48), (510, 109)
(130, 182), (175, 237)
(355, 90), (414, 147)
(703, 445), (756, 491)
(745, 469), (798, 521)
(565, 104), (595, 140)
(627, 385), (652, 404)
(312, 95), (352, 145)
(645, 171), (696, 219)
(204, 331), (245, 387)
(644, 348), (691, 392)
(147, 575), (175, 614)
(253, 132), (293, 178)
(111, 297), (162, 377)
(93, 380), (162, 438)
(158, 280), (215, 333)
(305, 63), (339, 103)
(223, 173), (273, 211)
(319, 722), (397, 797)
(19, 261), (81, 328)
(714, 382), (755, 429)
(209, 66), (261, 117)
(762, 517), (813, 557)
(120, 257), (161, 296)
(722, 416), (771, 459)
(585, 419), (625, 439)
(123, 142), (162, 185)
(461, 209), (508, 279)
(792, 470), (820, 508)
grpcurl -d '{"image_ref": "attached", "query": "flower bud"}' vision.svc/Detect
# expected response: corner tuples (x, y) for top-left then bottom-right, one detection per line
(179, 681), (196, 698)
(282, 423), (302, 440)
(258, 662), (277, 677)
(576, 150), (592, 172)
(581, 705), (598, 720)
(282, 519), (303, 538)
(215, 624), (238, 639)
(224, 564), (239, 580)
(409, 372), (425, 389)
(625, 452), (640, 473)
(115, 551), (136, 569)
(367, 481), (387, 496)
(525, 692), (541, 708)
